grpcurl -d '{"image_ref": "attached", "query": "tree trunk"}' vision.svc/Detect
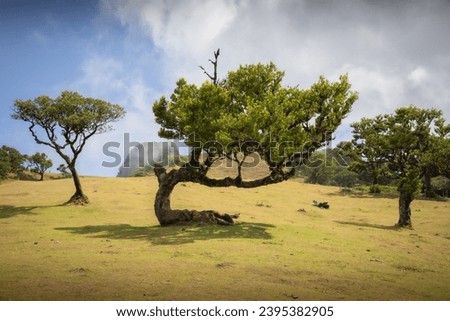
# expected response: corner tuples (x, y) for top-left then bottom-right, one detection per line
(66, 165), (89, 204)
(39, 171), (44, 181)
(153, 167), (237, 225)
(397, 192), (413, 228)
(372, 173), (378, 186)
(424, 166), (433, 198)
(153, 163), (293, 226)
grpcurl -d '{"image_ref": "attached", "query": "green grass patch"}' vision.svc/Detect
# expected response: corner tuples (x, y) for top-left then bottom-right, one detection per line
(0, 177), (449, 300)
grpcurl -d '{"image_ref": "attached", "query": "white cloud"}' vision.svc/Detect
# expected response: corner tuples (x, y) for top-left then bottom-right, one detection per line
(128, 80), (153, 111)
(100, 0), (450, 96)
(67, 55), (161, 176)
(334, 64), (406, 118)
(73, 55), (160, 117)
(77, 56), (126, 96)
(90, 0), (450, 174)
(104, 0), (238, 58)
(408, 66), (429, 86)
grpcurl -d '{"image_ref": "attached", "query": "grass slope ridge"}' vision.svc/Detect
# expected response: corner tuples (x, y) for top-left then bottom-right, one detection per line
(0, 177), (449, 300)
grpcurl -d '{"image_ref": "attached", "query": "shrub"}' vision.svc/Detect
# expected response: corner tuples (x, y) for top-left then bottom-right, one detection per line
(431, 176), (450, 197)
(369, 184), (382, 194)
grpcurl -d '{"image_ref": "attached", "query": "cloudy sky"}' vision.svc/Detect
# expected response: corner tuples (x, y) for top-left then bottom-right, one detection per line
(1, 0), (449, 176)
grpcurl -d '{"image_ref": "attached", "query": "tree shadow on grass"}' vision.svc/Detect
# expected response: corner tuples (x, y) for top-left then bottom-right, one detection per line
(335, 220), (401, 231)
(55, 222), (275, 245)
(0, 205), (41, 219)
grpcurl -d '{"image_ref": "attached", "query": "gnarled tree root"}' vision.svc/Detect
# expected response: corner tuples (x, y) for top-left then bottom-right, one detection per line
(159, 209), (240, 226)
(65, 194), (89, 205)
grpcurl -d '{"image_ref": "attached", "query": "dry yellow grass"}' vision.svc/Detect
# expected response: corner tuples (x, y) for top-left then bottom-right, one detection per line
(0, 175), (449, 300)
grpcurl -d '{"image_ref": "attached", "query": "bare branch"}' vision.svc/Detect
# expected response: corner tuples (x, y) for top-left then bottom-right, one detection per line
(199, 65), (215, 82)
(199, 48), (220, 85)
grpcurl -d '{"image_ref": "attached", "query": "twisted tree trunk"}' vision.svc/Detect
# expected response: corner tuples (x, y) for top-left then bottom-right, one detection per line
(153, 165), (294, 226)
(397, 192), (413, 227)
(66, 165), (89, 205)
(153, 167), (237, 225)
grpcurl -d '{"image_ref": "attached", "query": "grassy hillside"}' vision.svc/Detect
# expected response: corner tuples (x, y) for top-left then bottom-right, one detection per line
(0, 175), (449, 300)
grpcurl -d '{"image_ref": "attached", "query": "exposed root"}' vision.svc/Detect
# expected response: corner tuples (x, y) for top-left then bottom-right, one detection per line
(395, 222), (413, 229)
(65, 194), (89, 205)
(161, 210), (240, 226)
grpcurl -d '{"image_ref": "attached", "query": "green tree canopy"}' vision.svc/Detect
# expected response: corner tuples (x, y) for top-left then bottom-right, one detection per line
(337, 123), (391, 187)
(12, 91), (125, 203)
(349, 106), (447, 227)
(421, 122), (450, 196)
(26, 152), (53, 181)
(152, 53), (358, 225)
(0, 145), (26, 179)
(154, 63), (358, 173)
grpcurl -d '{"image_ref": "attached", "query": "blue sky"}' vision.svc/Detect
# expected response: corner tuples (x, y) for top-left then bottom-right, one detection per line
(1, 0), (450, 176)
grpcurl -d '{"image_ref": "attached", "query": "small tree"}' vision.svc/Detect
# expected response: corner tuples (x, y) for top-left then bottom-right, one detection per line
(12, 91), (125, 204)
(0, 145), (26, 178)
(27, 152), (53, 181)
(151, 51), (358, 225)
(430, 176), (450, 197)
(349, 107), (447, 227)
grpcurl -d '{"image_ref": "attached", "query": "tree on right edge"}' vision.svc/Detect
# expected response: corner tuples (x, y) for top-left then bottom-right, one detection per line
(349, 107), (448, 228)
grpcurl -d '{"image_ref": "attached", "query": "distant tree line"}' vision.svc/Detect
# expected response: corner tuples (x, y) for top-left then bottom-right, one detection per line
(299, 145), (450, 198)
(0, 145), (77, 182)
(0, 145), (55, 181)
(297, 148), (361, 188)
